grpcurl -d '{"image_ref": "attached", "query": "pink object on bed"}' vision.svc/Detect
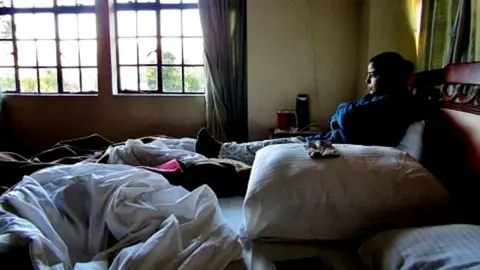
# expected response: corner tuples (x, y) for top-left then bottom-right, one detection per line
(155, 159), (183, 172)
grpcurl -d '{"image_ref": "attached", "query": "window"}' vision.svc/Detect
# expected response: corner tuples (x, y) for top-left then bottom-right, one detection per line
(0, 0), (204, 95)
(0, 0), (98, 94)
(115, 0), (204, 93)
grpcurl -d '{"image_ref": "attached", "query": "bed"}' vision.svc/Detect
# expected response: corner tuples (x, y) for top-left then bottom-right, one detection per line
(1, 62), (480, 269)
(221, 61), (480, 269)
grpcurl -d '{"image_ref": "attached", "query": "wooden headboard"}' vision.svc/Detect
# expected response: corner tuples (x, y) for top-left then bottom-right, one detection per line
(409, 62), (480, 220)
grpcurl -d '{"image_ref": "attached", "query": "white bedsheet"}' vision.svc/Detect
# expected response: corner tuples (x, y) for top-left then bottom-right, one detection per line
(0, 163), (242, 269)
(108, 137), (205, 167)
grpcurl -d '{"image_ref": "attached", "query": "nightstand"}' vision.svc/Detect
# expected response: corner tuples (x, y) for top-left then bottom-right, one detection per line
(269, 128), (321, 139)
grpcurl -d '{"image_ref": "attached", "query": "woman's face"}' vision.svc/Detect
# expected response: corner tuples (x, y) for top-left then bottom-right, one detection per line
(365, 62), (386, 94)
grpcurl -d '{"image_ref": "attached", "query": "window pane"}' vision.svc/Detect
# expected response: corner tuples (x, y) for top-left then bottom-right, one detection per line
(185, 66), (204, 92)
(137, 11), (156, 37)
(34, 0), (54, 7)
(116, 0), (133, 3)
(17, 41), (37, 66)
(79, 40), (97, 66)
(35, 13), (56, 39)
(182, 0), (198, 2)
(160, 0), (180, 3)
(58, 14), (78, 39)
(162, 66), (181, 92)
(0, 0), (12, 7)
(13, 0), (33, 7)
(78, 14), (96, 39)
(120, 67), (138, 90)
(57, 0), (75, 6)
(15, 0), (53, 7)
(118, 38), (137, 65)
(138, 0), (155, 2)
(140, 66), (157, 91)
(81, 68), (98, 91)
(37, 40), (57, 66)
(62, 68), (80, 92)
(161, 10), (181, 36)
(15, 14), (35, 39)
(162, 38), (181, 64)
(138, 38), (157, 64)
(117, 11), (137, 37)
(183, 38), (203, 64)
(76, 0), (95, 5)
(19, 68), (38, 92)
(0, 68), (16, 91)
(0, 15), (13, 39)
(0, 42), (14, 67)
(182, 9), (202, 36)
(60, 40), (79, 66)
(39, 69), (57, 93)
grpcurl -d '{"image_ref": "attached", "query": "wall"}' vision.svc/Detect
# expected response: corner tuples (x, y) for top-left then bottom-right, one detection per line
(356, 0), (418, 97)
(247, 0), (361, 140)
(3, 95), (205, 153)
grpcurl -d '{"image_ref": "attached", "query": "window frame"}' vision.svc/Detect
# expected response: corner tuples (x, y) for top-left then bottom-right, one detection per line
(0, 1), (99, 94)
(0, 0), (204, 96)
(113, 1), (204, 94)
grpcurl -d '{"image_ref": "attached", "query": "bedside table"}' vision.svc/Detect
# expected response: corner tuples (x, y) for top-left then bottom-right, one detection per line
(269, 128), (321, 139)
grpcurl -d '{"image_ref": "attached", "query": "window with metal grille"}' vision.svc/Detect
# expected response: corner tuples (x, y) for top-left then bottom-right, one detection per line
(0, 0), (98, 94)
(115, 0), (204, 94)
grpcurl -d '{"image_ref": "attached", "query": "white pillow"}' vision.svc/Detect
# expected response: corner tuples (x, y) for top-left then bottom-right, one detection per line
(359, 225), (480, 270)
(397, 121), (425, 160)
(242, 144), (458, 241)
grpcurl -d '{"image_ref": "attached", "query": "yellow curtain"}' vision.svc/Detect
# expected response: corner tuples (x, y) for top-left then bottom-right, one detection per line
(407, 0), (423, 53)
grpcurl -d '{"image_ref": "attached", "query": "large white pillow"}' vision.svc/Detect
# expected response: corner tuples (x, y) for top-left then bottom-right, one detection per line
(359, 225), (480, 270)
(242, 144), (459, 241)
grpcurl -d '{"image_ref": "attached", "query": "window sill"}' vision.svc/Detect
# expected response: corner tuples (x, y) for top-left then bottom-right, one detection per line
(2, 93), (98, 98)
(113, 93), (205, 97)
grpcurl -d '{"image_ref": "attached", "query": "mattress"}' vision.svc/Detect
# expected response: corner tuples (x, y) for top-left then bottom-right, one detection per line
(219, 197), (366, 270)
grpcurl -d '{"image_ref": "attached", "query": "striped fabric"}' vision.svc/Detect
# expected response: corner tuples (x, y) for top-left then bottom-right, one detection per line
(359, 224), (480, 270)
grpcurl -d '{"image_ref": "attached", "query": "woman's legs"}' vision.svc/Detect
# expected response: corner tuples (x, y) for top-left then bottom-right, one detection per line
(195, 128), (305, 165)
(218, 137), (305, 165)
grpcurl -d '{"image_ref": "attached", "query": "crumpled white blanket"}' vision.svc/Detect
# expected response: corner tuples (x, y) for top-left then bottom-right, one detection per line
(108, 138), (205, 167)
(156, 137), (197, 153)
(0, 163), (242, 269)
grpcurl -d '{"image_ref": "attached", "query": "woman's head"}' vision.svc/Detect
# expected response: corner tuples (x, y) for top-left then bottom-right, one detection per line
(366, 52), (414, 95)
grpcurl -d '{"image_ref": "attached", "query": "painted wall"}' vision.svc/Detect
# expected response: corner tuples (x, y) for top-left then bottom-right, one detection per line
(356, 0), (418, 97)
(3, 95), (205, 153)
(247, 0), (360, 140)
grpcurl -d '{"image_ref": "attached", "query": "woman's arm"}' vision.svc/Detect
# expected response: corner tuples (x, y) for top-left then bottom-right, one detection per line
(330, 101), (356, 130)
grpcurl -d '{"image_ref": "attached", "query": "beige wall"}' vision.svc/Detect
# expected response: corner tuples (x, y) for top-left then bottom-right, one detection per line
(247, 0), (361, 140)
(3, 95), (205, 153)
(356, 0), (418, 97)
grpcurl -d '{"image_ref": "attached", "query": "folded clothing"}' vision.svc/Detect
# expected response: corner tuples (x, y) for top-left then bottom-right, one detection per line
(306, 140), (340, 158)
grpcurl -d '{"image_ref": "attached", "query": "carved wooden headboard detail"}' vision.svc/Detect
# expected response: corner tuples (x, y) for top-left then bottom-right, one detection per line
(409, 62), (480, 221)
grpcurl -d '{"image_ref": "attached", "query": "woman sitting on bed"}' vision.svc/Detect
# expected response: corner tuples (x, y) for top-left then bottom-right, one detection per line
(196, 51), (424, 165)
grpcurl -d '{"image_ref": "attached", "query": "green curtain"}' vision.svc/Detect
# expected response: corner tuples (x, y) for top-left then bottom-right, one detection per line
(418, 0), (478, 70)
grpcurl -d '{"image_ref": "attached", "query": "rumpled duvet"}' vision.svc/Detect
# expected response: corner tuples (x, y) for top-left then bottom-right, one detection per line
(0, 163), (243, 269)
(108, 138), (206, 167)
